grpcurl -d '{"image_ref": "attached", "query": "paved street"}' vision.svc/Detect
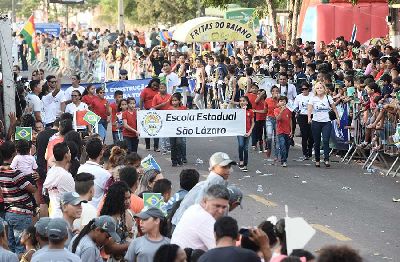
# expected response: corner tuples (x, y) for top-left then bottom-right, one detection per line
(134, 136), (399, 261)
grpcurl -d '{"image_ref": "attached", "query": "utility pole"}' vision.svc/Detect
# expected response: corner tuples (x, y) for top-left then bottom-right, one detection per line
(0, 15), (16, 133)
(66, 5), (69, 30)
(118, 0), (124, 32)
(11, 0), (16, 23)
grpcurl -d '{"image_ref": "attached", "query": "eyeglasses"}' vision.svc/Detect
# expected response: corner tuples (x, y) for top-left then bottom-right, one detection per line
(49, 81), (57, 83)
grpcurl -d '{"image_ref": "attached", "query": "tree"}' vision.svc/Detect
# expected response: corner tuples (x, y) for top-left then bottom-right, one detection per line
(291, 0), (301, 46)
(17, 0), (42, 18)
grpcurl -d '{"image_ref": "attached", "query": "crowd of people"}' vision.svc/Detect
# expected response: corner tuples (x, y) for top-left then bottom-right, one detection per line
(1, 25), (398, 261)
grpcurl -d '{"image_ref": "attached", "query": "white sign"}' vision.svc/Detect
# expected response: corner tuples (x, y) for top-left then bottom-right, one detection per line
(137, 109), (246, 138)
(285, 217), (316, 255)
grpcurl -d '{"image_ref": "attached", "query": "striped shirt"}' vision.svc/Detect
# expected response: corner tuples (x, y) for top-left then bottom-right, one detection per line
(0, 166), (34, 215)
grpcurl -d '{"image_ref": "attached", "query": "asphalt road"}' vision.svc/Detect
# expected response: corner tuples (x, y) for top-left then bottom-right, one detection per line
(133, 136), (399, 262)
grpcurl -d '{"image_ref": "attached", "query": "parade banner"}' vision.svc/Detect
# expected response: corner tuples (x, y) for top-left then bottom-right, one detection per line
(35, 23), (61, 37)
(137, 109), (246, 138)
(61, 79), (151, 102)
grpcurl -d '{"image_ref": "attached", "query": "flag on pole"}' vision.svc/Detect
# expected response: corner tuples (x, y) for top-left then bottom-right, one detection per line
(19, 15), (39, 61)
(258, 24), (264, 38)
(15, 127), (32, 141)
(83, 110), (101, 126)
(350, 24), (357, 43)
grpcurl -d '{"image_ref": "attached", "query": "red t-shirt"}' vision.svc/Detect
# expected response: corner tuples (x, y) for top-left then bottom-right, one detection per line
(81, 94), (96, 108)
(167, 105), (187, 110)
(254, 100), (266, 121)
(122, 110), (137, 137)
(274, 107), (292, 135)
(245, 109), (254, 133)
(91, 97), (108, 119)
(152, 93), (172, 110)
(245, 93), (257, 108)
(140, 88), (159, 109)
(265, 98), (278, 117)
(110, 103), (118, 132)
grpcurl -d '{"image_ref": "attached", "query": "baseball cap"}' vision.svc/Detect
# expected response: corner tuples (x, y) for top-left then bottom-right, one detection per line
(135, 207), (165, 220)
(209, 152), (236, 170)
(47, 218), (68, 241)
(35, 217), (52, 236)
(94, 216), (121, 242)
(228, 185), (243, 209)
(60, 192), (87, 206)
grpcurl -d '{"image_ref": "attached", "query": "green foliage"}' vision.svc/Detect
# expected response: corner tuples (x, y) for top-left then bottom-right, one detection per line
(135, 0), (197, 25)
(17, 0), (42, 18)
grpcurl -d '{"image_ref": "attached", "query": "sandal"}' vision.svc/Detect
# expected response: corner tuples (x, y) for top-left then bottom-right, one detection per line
(315, 162), (320, 167)
(324, 161), (331, 167)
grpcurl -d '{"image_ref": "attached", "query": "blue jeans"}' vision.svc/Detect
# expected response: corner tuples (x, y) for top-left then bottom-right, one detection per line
(311, 121), (332, 162)
(112, 130), (122, 144)
(5, 212), (32, 254)
(278, 134), (290, 163)
(98, 119), (108, 141)
(237, 136), (250, 166)
(124, 136), (139, 153)
(265, 117), (279, 158)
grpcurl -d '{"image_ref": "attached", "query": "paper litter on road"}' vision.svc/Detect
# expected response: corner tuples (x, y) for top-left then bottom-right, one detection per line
(195, 158), (204, 164)
(294, 176), (300, 178)
(243, 175), (251, 178)
(257, 185), (263, 192)
(260, 173), (273, 177)
(256, 170), (262, 174)
(301, 181), (307, 184)
(304, 163), (311, 166)
(341, 186), (351, 190)
(392, 198), (400, 202)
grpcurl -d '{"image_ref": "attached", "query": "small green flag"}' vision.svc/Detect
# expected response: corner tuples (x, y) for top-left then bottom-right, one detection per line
(15, 127), (32, 141)
(143, 193), (163, 209)
(83, 110), (101, 126)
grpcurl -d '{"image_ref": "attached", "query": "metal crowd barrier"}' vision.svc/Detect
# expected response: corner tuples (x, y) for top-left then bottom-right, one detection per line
(383, 115), (400, 177)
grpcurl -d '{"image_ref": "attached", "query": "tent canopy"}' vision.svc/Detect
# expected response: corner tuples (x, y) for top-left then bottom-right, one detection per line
(172, 16), (256, 43)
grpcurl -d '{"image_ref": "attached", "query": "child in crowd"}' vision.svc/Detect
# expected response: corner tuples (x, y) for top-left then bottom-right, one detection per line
(115, 98), (128, 141)
(122, 97), (139, 153)
(168, 93), (186, 167)
(153, 178), (173, 203)
(237, 96), (254, 172)
(274, 96), (292, 167)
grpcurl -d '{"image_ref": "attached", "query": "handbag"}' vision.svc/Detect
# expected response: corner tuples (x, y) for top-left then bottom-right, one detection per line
(326, 95), (337, 121)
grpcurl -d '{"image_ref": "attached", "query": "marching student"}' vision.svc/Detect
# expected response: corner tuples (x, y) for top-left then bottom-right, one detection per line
(274, 96), (292, 167)
(122, 97), (140, 153)
(237, 96), (254, 172)
(168, 93), (187, 167)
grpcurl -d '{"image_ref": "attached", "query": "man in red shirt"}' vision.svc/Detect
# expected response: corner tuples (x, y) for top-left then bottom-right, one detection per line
(274, 96), (292, 167)
(110, 90), (124, 144)
(140, 79), (160, 151)
(91, 88), (111, 141)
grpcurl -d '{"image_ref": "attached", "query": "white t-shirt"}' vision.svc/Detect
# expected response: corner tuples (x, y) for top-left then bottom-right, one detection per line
(276, 84), (297, 102)
(73, 202), (98, 230)
(25, 93), (45, 120)
(65, 102), (89, 130)
(42, 90), (66, 124)
(64, 85), (85, 101)
(159, 72), (181, 94)
(308, 95), (334, 123)
(294, 93), (313, 115)
(43, 166), (76, 218)
(10, 154), (38, 175)
(78, 161), (112, 209)
(171, 204), (216, 251)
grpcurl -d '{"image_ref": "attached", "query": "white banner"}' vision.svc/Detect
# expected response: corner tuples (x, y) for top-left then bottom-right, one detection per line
(137, 109), (246, 138)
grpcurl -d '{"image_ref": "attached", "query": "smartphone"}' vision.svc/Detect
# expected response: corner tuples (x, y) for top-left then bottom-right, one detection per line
(239, 228), (250, 237)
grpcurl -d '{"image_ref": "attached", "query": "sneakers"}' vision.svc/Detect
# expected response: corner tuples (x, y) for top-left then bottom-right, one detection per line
(281, 162), (287, 167)
(242, 166), (248, 172)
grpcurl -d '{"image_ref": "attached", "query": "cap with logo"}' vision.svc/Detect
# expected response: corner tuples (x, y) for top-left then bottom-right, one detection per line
(209, 152), (236, 170)
(61, 192), (87, 206)
(135, 207), (165, 220)
(94, 216), (121, 242)
(227, 185), (243, 209)
(35, 217), (52, 237)
(47, 218), (69, 241)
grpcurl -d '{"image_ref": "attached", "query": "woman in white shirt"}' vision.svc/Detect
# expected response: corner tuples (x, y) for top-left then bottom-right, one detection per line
(294, 82), (314, 160)
(307, 82), (340, 168)
(65, 90), (91, 132)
